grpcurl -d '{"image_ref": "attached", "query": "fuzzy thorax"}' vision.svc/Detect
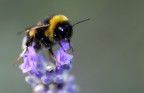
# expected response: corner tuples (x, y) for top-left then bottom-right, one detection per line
(45, 15), (68, 37)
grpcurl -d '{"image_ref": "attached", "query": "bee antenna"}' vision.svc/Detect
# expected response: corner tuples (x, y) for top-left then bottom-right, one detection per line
(72, 18), (90, 27)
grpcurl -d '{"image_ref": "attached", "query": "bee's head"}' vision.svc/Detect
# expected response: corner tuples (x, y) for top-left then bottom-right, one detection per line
(54, 21), (73, 42)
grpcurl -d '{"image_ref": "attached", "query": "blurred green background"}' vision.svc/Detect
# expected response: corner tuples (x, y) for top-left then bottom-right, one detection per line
(0, 0), (144, 93)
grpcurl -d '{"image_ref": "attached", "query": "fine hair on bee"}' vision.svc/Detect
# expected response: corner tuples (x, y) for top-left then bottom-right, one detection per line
(17, 14), (90, 66)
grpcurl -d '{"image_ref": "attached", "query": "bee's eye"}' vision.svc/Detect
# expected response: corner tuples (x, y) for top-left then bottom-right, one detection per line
(54, 22), (73, 40)
(58, 27), (64, 32)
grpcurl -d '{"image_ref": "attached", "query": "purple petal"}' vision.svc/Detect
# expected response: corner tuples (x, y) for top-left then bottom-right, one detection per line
(56, 49), (73, 66)
(19, 58), (32, 73)
(54, 75), (64, 83)
(19, 45), (39, 73)
(60, 40), (71, 51)
(41, 75), (51, 84)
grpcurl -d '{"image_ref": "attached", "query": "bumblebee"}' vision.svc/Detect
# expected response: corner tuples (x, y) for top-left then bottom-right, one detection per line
(17, 14), (90, 66)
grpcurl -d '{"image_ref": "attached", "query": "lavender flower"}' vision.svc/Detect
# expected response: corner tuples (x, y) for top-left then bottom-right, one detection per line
(19, 44), (39, 74)
(19, 40), (78, 93)
(56, 47), (73, 67)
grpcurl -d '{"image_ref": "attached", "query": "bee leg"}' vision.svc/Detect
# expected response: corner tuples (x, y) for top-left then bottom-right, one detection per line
(15, 47), (28, 64)
(17, 36), (33, 61)
(15, 36), (33, 64)
(48, 48), (58, 66)
(26, 36), (34, 46)
(59, 42), (66, 52)
(67, 39), (74, 53)
(69, 43), (74, 53)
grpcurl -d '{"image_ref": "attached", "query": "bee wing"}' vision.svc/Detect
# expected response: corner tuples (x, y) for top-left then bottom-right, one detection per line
(17, 16), (52, 35)
(17, 25), (36, 35)
(17, 24), (49, 35)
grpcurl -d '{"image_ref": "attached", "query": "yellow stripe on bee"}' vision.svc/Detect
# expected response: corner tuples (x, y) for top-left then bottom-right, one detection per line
(29, 29), (36, 36)
(45, 15), (68, 37)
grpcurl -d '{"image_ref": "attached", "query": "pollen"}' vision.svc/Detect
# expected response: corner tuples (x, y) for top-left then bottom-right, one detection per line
(29, 29), (36, 36)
